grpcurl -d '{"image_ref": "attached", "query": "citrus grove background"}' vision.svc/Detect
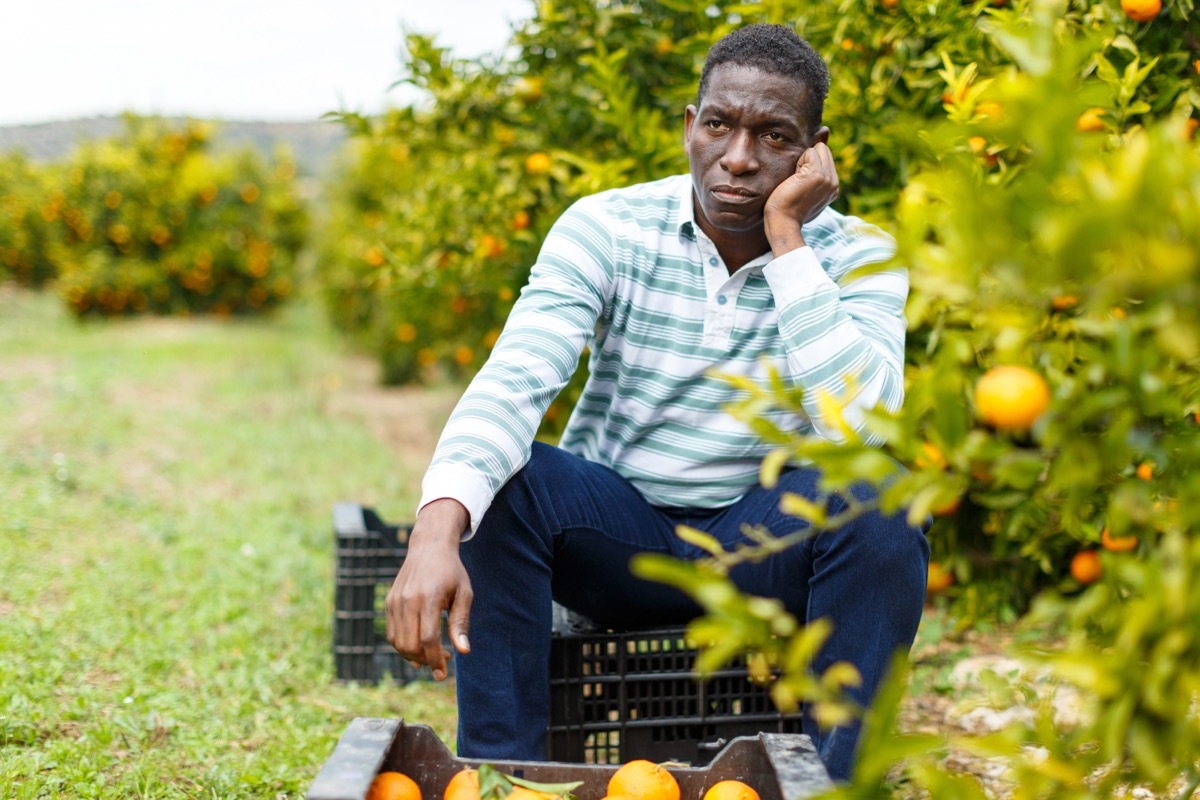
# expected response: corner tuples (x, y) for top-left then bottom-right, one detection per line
(2, 0), (1199, 795)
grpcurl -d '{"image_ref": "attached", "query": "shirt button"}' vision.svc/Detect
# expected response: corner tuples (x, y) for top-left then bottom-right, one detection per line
(708, 257), (718, 266)
(717, 295), (728, 306)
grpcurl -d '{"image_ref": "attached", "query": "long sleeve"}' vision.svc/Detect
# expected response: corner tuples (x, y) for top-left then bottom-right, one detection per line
(417, 199), (615, 536)
(761, 230), (907, 445)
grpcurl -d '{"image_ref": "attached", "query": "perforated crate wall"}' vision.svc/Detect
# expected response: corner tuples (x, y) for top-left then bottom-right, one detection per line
(547, 628), (805, 765)
(333, 503), (453, 683)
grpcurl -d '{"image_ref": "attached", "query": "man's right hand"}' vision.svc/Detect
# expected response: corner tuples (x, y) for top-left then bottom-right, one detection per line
(384, 498), (473, 681)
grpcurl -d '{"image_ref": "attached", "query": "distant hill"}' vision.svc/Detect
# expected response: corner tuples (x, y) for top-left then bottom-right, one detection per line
(0, 115), (350, 178)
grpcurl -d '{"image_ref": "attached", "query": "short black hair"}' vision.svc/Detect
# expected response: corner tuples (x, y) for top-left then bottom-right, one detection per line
(698, 24), (830, 132)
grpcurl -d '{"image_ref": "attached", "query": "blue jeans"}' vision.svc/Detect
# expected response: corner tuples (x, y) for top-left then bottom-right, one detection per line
(456, 442), (929, 781)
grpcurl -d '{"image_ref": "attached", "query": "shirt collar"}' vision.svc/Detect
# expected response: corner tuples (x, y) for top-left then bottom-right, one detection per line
(675, 174), (699, 242)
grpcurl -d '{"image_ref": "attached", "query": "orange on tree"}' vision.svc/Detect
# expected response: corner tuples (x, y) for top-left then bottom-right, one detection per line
(1136, 462), (1153, 481)
(480, 234), (506, 259)
(974, 365), (1051, 432)
(1075, 107), (1107, 133)
(512, 210), (531, 230)
(927, 562), (954, 594)
(932, 494), (961, 518)
(1051, 294), (1078, 311)
(1070, 550), (1103, 585)
(368, 771), (421, 800)
(443, 769), (479, 800)
(975, 101), (1004, 121)
(607, 760), (680, 800)
(1101, 527), (1138, 553)
(1185, 118), (1199, 140)
(525, 152), (552, 175)
(513, 76), (544, 103)
(1120, 0), (1161, 21)
(914, 441), (947, 470)
(703, 781), (761, 800)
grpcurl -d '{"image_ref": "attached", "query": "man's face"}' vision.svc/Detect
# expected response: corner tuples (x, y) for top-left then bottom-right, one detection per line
(684, 64), (825, 240)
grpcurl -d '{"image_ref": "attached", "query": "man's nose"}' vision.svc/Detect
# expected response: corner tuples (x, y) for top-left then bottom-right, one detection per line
(719, 130), (758, 174)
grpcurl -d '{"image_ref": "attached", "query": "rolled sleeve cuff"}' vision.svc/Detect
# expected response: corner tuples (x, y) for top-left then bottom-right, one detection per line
(417, 465), (497, 541)
(761, 245), (837, 306)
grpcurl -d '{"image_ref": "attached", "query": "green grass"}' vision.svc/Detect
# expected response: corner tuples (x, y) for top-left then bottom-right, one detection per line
(0, 287), (457, 799)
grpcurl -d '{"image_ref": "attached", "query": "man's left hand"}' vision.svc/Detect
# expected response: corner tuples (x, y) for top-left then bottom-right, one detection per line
(763, 142), (840, 258)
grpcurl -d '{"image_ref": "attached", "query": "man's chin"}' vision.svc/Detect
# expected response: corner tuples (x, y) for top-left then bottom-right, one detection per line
(702, 207), (764, 233)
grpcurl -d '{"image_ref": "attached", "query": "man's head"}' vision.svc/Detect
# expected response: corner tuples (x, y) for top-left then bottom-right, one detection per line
(698, 24), (829, 135)
(684, 25), (832, 246)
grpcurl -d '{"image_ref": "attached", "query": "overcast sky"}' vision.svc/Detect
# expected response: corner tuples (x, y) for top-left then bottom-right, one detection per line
(0, 0), (534, 127)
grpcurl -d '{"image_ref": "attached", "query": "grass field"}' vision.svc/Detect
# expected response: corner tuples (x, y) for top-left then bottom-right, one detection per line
(0, 286), (459, 799)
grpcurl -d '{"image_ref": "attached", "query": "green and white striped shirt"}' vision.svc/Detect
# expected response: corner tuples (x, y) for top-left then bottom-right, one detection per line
(419, 174), (907, 534)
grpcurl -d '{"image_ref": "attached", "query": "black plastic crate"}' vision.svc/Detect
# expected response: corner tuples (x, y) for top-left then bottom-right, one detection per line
(547, 627), (805, 765)
(333, 502), (454, 684)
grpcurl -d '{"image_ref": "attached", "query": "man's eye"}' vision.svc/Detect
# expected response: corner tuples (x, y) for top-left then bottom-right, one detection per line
(705, 120), (727, 130)
(764, 132), (785, 141)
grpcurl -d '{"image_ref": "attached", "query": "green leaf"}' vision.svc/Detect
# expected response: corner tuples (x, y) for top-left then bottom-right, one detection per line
(674, 525), (726, 557)
(477, 765), (513, 800)
(778, 492), (828, 525)
(507, 776), (585, 796)
(759, 448), (791, 489)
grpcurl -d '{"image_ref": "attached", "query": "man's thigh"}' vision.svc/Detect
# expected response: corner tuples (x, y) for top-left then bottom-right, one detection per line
(509, 443), (703, 627)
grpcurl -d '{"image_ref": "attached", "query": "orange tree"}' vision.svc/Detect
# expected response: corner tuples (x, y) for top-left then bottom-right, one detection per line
(51, 114), (308, 318)
(0, 152), (60, 287)
(633, 1), (1200, 794)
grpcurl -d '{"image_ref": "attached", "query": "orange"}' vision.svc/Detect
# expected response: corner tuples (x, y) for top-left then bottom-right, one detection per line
(1101, 528), (1138, 553)
(927, 562), (954, 594)
(1136, 462), (1153, 481)
(525, 152), (553, 175)
(513, 210), (531, 230)
(514, 77), (544, 103)
(1070, 551), (1102, 585)
(1120, 0), (1161, 21)
(368, 771), (421, 800)
(480, 234), (506, 259)
(1185, 118), (1199, 140)
(703, 781), (760, 800)
(974, 365), (1051, 432)
(1195, 59), (1200, 76)
(607, 760), (680, 800)
(881, 0), (900, 7)
(914, 441), (947, 470)
(1075, 108), (1107, 133)
(932, 495), (961, 518)
(975, 101), (1004, 121)
(443, 769), (479, 800)
(1051, 294), (1078, 311)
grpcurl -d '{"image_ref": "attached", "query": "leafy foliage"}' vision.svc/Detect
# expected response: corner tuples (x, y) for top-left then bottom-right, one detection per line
(0, 152), (61, 287)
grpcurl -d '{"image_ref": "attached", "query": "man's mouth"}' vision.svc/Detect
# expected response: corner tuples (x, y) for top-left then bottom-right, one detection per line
(710, 185), (759, 204)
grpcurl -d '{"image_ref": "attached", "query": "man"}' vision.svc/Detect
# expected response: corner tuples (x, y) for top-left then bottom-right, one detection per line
(385, 23), (929, 781)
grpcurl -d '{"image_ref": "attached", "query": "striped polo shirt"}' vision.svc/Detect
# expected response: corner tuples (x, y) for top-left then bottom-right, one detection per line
(419, 174), (907, 535)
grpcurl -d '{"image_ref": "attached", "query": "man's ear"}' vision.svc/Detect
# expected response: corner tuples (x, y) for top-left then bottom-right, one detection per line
(812, 126), (831, 146)
(684, 105), (697, 150)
